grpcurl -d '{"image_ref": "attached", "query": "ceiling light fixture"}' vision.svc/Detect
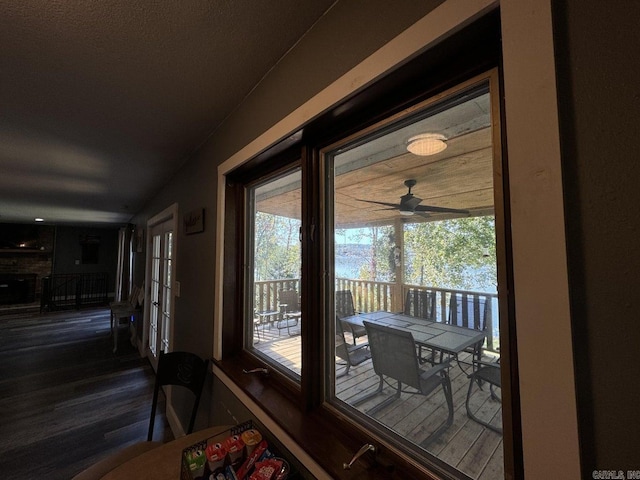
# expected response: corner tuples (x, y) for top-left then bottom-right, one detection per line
(34, 218), (44, 222)
(406, 133), (447, 156)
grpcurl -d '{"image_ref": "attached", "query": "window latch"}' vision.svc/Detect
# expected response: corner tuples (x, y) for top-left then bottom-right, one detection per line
(242, 367), (269, 376)
(343, 443), (375, 470)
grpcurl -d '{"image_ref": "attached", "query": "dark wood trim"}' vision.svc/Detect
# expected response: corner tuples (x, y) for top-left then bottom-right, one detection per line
(300, 144), (325, 410)
(222, 177), (243, 358)
(493, 62), (524, 479)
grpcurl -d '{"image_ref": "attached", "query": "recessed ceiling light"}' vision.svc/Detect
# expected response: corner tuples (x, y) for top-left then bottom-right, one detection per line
(34, 218), (44, 222)
(407, 133), (447, 156)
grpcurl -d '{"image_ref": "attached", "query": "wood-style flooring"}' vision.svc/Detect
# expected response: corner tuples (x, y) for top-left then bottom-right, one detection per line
(0, 307), (173, 479)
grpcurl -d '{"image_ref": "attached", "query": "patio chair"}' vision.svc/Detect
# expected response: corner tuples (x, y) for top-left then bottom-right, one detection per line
(403, 289), (437, 363)
(277, 289), (302, 336)
(336, 289), (366, 344)
(335, 316), (371, 378)
(354, 321), (454, 445)
(403, 289), (436, 320)
(465, 358), (502, 434)
(447, 293), (490, 370)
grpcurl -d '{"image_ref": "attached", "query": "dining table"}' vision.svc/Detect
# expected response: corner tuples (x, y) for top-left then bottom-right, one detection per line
(339, 310), (486, 359)
(99, 425), (232, 480)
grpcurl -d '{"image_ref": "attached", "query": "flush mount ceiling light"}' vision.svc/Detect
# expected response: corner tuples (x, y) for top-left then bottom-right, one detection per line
(406, 133), (447, 156)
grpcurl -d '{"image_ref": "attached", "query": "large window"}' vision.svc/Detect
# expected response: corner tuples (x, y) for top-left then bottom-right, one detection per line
(222, 67), (514, 478)
(326, 77), (503, 478)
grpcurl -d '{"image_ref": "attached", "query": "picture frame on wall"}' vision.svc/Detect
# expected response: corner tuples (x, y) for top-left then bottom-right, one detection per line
(184, 208), (205, 235)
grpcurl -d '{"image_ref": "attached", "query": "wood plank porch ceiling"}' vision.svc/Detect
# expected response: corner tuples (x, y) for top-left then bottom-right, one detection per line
(256, 127), (494, 229)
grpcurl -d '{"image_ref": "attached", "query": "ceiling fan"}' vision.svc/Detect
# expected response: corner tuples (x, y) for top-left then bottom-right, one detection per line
(358, 179), (469, 218)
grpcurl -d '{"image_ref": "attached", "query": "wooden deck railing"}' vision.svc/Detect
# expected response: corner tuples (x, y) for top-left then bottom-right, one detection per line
(254, 277), (499, 352)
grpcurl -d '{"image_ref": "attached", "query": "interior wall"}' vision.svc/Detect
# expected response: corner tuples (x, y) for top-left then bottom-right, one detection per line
(131, 0), (441, 430)
(553, 0), (640, 471)
(53, 226), (119, 292)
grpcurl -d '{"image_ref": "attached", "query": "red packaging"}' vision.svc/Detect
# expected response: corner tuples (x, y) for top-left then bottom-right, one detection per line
(249, 458), (283, 480)
(223, 434), (245, 467)
(235, 439), (268, 479)
(205, 442), (227, 473)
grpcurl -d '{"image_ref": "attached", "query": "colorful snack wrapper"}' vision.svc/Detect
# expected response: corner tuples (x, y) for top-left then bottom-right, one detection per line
(249, 458), (283, 480)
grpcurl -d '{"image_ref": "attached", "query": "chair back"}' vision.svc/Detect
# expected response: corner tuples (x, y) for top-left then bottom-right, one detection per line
(148, 351), (208, 441)
(335, 316), (350, 362)
(336, 290), (356, 318)
(403, 289), (436, 320)
(363, 321), (421, 391)
(448, 293), (489, 332)
(278, 289), (300, 313)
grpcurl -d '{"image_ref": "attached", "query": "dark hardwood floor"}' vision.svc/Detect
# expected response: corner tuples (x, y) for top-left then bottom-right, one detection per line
(0, 307), (173, 479)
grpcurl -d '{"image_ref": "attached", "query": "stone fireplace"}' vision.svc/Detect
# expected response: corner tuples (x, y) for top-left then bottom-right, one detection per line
(0, 225), (54, 306)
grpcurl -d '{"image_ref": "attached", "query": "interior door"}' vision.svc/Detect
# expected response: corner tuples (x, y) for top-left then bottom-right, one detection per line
(148, 219), (174, 364)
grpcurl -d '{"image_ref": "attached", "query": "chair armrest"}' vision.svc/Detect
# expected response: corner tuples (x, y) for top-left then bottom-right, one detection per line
(472, 359), (500, 369)
(419, 359), (451, 380)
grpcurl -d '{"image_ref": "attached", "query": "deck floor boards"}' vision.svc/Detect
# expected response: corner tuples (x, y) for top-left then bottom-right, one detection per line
(254, 323), (504, 479)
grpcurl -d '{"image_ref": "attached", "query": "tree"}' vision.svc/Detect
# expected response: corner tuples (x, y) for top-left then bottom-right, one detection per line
(254, 212), (300, 281)
(404, 216), (497, 292)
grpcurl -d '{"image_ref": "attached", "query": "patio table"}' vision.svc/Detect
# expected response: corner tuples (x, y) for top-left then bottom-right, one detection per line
(340, 311), (485, 358)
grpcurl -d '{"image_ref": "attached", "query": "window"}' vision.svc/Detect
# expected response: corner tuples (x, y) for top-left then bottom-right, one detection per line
(326, 77), (504, 478)
(219, 15), (516, 475)
(247, 167), (302, 380)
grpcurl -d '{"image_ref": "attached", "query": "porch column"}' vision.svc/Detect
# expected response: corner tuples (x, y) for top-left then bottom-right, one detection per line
(392, 217), (404, 312)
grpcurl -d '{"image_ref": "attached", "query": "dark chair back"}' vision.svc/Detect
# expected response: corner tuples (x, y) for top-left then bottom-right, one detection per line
(148, 351), (208, 441)
(363, 321), (421, 391)
(278, 289), (301, 314)
(448, 293), (489, 332)
(335, 316), (350, 363)
(335, 290), (356, 318)
(403, 289), (436, 320)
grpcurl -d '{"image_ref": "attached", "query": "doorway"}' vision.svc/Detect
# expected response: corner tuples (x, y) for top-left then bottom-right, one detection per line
(144, 204), (178, 369)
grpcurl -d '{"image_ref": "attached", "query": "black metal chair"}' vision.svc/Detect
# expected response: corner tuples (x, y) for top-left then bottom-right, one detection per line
(148, 351), (209, 441)
(465, 359), (502, 434)
(277, 289), (302, 336)
(403, 289), (436, 320)
(336, 289), (366, 344)
(335, 316), (371, 378)
(403, 289), (438, 363)
(447, 293), (490, 370)
(354, 321), (454, 445)
(71, 351), (208, 479)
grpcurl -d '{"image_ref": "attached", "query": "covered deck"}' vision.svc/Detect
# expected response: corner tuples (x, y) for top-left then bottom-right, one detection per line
(253, 320), (502, 480)
(251, 277), (501, 479)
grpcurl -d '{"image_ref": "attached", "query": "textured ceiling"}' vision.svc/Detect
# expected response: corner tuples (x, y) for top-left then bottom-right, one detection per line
(0, 0), (336, 225)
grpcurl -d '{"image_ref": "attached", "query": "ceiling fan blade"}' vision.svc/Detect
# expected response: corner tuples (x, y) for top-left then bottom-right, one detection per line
(415, 211), (431, 220)
(414, 204), (470, 214)
(356, 199), (401, 209)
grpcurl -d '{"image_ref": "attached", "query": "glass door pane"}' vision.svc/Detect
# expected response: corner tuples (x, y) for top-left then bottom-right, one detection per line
(161, 231), (173, 354)
(149, 233), (161, 357)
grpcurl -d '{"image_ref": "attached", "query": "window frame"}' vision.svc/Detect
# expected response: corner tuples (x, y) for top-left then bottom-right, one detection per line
(215, 9), (522, 479)
(320, 70), (510, 478)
